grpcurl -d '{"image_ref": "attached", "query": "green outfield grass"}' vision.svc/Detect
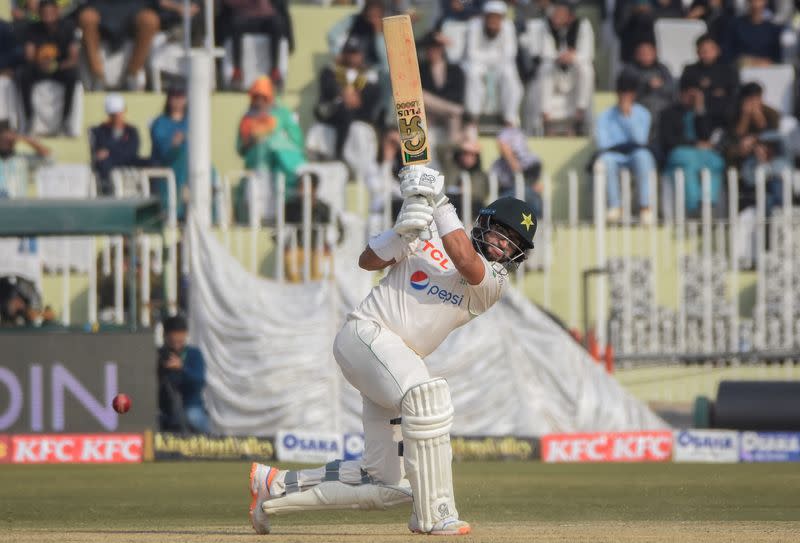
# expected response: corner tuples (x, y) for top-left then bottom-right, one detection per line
(2, 461), (800, 542)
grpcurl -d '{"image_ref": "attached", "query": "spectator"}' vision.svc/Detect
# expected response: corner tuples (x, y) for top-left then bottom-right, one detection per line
(433, 0), (484, 31)
(621, 41), (674, 136)
(150, 85), (189, 220)
(463, 1), (523, 131)
(0, 18), (24, 74)
(0, 120), (49, 198)
(0, 119), (50, 161)
(216, 0), (294, 91)
(282, 172), (344, 282)
(329, 0), (386, 69)
(725, 82), (786, 213)
(682, 33), (739, 131)
(723, 0), (782, 67)
(535, 0), (594, 136)
(237, 75), (306, 197)
(419, 32), (465, 143)
(312, 36), (381, 160)
(156, 0), (203, 45)
(157, 314), (209, 434)
(90, 94), (144, 195)
(16, 0), (79, 135)
(594, 74), (656, 225)
(664, 114), (725, 218)
(0, 275), (46, 327)
(76, 0), (162, 90)
(613, 0), (684, 63)
(490, 125), (544, 219)
(686, 0), (735, 42)
(439, 139), (491, 219)
(509, 0), (553, 31)
(657, 73), (705, 164)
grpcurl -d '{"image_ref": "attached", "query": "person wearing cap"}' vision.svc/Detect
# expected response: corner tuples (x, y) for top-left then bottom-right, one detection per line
(157, 314), (209, 434)
(419, 32), (465, 143)
(150, 85), (190, 219)
(237, 75), (306, 197)
(439, 138), (490, 219)
(594, 73), (656, 225)
(90, 93), (145, 195)
(530, 0), (594, 136)
(16, 0), (79, 134)
(463, 0), (523, 129)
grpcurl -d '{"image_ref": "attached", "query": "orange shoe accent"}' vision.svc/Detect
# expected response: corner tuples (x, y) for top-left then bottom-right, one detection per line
(248, 462), (258, 516)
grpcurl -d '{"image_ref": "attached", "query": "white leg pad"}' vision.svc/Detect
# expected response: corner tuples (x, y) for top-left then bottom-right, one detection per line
(401, 378), (457, 533)
(263, 481), (412, 515)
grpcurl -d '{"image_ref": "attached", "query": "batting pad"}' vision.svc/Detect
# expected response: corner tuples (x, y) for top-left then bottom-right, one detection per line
(401, 378), (457, 532)
(263, 481), (412, 514)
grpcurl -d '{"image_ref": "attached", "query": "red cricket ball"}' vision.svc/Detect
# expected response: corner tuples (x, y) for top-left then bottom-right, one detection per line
(112, 393), (132, 414)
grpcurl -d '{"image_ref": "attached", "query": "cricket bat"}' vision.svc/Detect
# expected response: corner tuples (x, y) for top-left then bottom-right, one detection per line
(382, 15), (432, 239)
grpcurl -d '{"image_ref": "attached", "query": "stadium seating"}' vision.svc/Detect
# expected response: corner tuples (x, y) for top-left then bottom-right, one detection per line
(221, 34), (290, 90)
(654, 19), (707, 79)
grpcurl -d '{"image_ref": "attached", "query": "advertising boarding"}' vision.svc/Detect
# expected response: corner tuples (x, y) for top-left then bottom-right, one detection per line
(673, 430), (739, 463)
(541, 431), (673, 463)
(739, 432), (800, 462)
(276, 430), (343, 463)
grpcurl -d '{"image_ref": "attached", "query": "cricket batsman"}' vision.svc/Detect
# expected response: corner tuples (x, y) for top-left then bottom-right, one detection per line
(248, 165), (537, 535)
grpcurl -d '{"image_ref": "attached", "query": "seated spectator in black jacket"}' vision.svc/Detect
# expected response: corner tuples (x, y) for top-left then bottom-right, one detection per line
(613, 0), (684, 63)
(314, 36), (381, 159)
(282, 172), (344, 282)
(621, 41), (674, 137)
(419, 32), (465, 143)
(90, 94), (145, 195)
(657, 73), (705, 164)
(16, 0), (79, 135)
(723, 0), (782, 66)
(682, 33), (739, 131)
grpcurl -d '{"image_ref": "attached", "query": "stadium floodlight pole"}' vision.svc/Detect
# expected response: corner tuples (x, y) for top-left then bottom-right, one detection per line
(188, 48), (213, 228)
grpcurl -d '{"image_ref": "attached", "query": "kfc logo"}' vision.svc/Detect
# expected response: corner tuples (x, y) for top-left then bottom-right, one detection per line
(11, 434), (143, 464)
(542, 432), (672, 463)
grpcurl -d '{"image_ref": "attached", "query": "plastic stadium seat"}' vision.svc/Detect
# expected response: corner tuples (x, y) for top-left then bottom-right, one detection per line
(27, 81), (84, 137)
(0, 76), (21, 130)
(149, 33), (188, 93)
(296, 161), (349, 215)
(221, 34), (289, 90)
(440, 19), (470, 64)
(654, 19), (707, 78)
(35, 164), (95, 273)
(740, 64), (795, 116)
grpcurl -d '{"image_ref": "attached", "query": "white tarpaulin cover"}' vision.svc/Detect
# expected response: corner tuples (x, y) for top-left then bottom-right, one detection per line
(188, 214), (667, 437)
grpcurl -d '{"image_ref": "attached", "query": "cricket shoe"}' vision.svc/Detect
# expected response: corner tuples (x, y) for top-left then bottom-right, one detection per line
(249, 462), (279, 534)
(408, 511), (472, 536)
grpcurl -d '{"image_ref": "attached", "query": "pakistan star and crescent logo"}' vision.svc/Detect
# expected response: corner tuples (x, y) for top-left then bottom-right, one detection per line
(520, 213), (534, 231)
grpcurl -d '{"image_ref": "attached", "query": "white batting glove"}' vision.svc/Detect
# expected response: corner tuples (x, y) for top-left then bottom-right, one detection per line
(399, 166), (448, 208)
(393, 195), (434, 238)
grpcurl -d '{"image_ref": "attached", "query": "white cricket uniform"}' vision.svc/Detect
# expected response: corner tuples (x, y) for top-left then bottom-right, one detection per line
(268, 227), (506, 498)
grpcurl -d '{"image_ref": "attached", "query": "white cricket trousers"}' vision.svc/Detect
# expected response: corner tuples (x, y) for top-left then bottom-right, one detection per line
(270, 318), (432, 495)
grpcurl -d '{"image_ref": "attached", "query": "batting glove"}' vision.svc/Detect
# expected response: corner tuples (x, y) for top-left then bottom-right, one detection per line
(393, 195), (434, 238)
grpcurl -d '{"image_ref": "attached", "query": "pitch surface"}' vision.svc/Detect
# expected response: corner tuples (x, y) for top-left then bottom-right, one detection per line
(2, 462), (799, 542)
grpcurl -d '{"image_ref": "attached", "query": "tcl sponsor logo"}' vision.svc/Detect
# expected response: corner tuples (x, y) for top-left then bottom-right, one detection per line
(421, 240), (450, 270)
(542, 431), (672, 463)
(11, 434), (143, 464)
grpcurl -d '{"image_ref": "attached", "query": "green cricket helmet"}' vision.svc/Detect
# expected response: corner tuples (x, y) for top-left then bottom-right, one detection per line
(471, 197), (537, 271)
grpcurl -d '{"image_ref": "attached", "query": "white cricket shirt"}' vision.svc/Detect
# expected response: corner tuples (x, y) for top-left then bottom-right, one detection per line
(350, 227), (507, 357)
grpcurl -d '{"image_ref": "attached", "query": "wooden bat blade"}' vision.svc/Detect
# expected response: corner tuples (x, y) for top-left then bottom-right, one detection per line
(383, 15), (430, 166)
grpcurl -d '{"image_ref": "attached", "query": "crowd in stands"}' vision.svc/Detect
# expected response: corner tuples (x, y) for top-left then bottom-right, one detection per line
(2, 0), (800, 236)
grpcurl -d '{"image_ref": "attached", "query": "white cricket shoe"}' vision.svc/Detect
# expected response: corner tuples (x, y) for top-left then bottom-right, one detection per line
(408, 510), (472, 536)
(249, 462), (279, 534)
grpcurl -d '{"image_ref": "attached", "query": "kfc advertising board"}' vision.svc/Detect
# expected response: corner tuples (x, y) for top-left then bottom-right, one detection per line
(10, 434), (143, 464)
(541, 431), (673, 463)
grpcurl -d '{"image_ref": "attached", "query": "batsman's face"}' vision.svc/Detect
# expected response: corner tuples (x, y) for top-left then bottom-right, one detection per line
(484, 224), (523, 261)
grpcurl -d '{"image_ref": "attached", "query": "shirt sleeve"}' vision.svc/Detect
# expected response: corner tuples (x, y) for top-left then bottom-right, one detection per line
(465, 258), (506, 316)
